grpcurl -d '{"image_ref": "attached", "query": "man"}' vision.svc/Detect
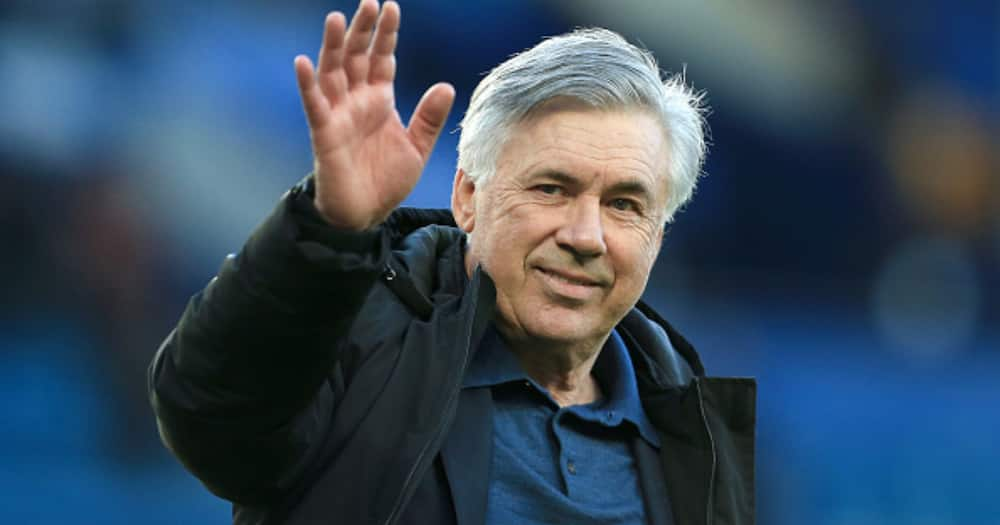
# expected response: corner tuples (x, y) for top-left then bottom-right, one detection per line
(148, 1), (756, 524)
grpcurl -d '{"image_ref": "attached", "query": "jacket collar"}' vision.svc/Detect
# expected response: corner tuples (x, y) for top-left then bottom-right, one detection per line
(384, 209), (754, 525)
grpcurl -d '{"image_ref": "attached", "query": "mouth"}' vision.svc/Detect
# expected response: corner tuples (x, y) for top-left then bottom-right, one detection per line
(536, 267), (601, 286)
(534, 266), (604, 300)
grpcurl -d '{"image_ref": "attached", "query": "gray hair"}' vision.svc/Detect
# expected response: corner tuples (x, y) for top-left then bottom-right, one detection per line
(457, 28), (708, 223)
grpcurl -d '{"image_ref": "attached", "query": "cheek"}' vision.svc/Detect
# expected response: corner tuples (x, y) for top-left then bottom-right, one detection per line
(480, 210), (559, 299)
(474, 213), (530, 279)
(612, 230), (661, 282)
(641, 236), (661, 269)
(634, 223), (663, 265)
(489, 200), (551, 245)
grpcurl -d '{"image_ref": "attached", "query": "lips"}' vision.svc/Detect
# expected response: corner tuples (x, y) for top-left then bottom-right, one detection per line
(536, 267), (601, 287)
(534, 265), (606, 301)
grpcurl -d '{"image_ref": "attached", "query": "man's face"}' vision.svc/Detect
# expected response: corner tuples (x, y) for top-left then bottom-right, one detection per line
(455, 108), (671, 349)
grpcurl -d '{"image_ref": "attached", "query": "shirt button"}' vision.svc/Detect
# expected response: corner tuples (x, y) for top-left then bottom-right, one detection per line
(567, 460), (577, 475)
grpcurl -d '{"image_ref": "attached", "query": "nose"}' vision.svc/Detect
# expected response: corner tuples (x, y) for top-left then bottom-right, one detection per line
(554, 197), (607, 258)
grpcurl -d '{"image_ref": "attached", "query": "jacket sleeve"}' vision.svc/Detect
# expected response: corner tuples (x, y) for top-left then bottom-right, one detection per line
(148, 175), (390, 504)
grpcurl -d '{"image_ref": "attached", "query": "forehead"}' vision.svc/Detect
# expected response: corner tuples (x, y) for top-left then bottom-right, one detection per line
(495, 108), (671, 193)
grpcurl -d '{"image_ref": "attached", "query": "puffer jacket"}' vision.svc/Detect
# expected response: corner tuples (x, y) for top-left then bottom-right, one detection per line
(148, 176), (756, 525)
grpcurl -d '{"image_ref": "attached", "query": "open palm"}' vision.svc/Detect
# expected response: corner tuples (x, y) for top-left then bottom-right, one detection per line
(294, 0), (455, 231)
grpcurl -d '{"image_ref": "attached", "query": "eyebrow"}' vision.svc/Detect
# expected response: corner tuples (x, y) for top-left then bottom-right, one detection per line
(533, 170), (655, 202)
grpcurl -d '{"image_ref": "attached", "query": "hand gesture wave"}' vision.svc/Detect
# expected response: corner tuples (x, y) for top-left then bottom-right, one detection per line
(294, 0), (455, 230)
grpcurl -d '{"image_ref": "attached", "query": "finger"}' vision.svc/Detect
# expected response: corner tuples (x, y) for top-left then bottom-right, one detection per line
(343, 0), (379, 88)
(317, 12), (347, 74)
(368, 1), (399, 83)
(317, 12), (348, 103)
(407, 83), (456, 162)
(294, 55), (330, 130)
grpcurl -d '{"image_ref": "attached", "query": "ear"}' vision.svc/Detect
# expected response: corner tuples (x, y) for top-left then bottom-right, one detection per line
(451, 168), (477, 233)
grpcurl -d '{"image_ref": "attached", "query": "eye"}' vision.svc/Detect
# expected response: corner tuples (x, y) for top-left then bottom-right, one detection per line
(609, 198), (640, 213)
(535, 184), (563, 195)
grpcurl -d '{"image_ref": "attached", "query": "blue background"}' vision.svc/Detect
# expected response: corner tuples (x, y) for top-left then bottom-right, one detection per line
(1, 1), (997, 523)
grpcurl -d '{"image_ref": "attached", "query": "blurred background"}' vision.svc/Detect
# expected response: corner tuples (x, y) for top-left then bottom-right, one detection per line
(0, 0), (997, 523)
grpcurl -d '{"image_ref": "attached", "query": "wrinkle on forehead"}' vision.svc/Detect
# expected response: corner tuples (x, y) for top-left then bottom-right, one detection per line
(495, 108), (671, 201)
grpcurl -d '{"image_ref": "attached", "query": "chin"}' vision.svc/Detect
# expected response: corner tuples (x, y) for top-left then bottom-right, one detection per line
(521, 309), (603, 344)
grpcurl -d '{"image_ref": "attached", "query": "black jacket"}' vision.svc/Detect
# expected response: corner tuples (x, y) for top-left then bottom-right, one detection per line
(149, 177), (756, 525)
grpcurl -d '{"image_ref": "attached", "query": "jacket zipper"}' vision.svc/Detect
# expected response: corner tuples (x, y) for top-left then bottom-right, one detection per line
(381, 346), (469, 525)
(380, 297), (481, 525)
(694, 379), (718, 525)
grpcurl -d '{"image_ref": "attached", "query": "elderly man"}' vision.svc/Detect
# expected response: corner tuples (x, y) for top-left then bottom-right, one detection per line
(148, 1), (755, 524)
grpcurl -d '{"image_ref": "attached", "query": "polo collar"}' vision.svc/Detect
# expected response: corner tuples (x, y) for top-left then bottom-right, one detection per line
(463, 325), (661, 447)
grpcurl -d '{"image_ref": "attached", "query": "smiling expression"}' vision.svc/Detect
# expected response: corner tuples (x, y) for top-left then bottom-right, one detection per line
(453, 107), (671, 350)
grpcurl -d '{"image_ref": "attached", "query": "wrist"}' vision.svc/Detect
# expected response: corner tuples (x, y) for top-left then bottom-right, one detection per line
(312, 194), (386, 232)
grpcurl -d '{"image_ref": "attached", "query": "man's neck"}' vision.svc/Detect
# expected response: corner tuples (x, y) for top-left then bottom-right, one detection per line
(503, 335), (606, 407)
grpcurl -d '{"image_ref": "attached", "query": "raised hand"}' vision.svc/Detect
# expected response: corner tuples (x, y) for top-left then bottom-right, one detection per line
(293, 0), (455, 231)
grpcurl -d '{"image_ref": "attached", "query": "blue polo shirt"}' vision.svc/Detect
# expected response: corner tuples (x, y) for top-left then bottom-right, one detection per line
(463, 326), (660, 525)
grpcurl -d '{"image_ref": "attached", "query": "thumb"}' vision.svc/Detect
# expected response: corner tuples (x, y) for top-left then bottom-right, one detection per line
(406, 82), (455, 162)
